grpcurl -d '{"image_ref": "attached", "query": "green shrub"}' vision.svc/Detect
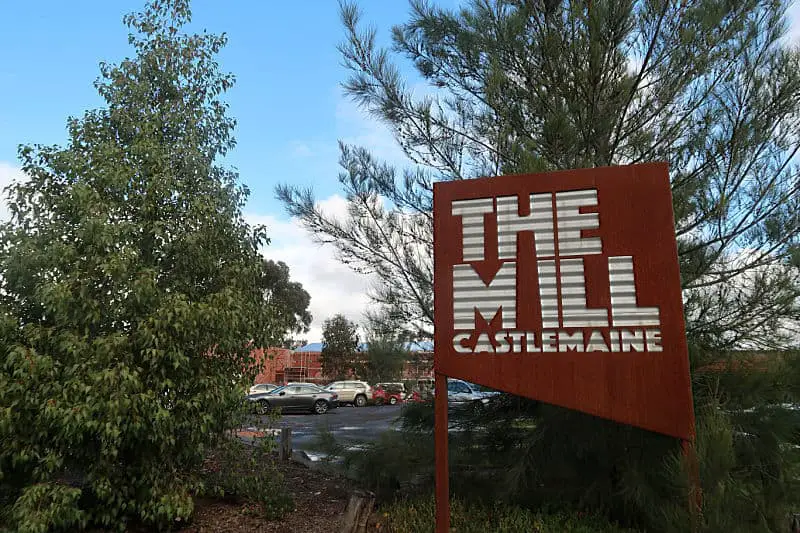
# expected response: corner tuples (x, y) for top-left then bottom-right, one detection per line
(340, 384), (800, 533)
(199, 434), (293, 520)
(340, 427), (435, 502)
(377, 495), (638, 533)
(7, 483), (87, 533)
(310, 424), (345, 459)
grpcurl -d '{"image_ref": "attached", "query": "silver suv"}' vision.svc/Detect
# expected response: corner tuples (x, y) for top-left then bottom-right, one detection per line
(442, 378), (500, 408)
(324, 380), (372, 407)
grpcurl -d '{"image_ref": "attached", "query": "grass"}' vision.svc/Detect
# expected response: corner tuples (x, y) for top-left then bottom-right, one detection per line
(375, 495), (639, 533)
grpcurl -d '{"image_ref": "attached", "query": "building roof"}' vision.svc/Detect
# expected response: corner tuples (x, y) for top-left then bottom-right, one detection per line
(403, 340), (434, 352)
(294, 341), (434, 353)
(295, 342), (324, 352)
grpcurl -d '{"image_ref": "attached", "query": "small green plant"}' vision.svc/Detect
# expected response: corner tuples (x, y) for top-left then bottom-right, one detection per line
(200, 403), (293, 519)
(377, 495), (638, 533)
(200, 433), (293, 520)
(6, 483), (87, 533)
(341, 430), (435, 502)
(311, 425), (346, 463)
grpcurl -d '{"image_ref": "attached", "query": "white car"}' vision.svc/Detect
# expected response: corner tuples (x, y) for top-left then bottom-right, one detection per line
(249, 383), (278, 395)
(323, 380), (373, 407)
(435, 378), (500, 407)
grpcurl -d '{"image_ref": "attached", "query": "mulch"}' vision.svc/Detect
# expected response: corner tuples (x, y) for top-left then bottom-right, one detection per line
(177, 456), (355, 533)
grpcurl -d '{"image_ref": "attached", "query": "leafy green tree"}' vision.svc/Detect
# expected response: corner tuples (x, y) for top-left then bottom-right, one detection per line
(261, 258), (312, 343)
(284, 337), (309, 350)
(279, 1), (800, 531)
(0, 0), (286, 529)
(321, 314), (360, 380)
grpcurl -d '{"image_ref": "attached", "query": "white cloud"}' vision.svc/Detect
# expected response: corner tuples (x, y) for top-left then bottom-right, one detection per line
(288, 141), (314, 158)
(788, 1), (800, 44)
(246, 194), (377, 343)
(335, 96), (412, 169)
(0, 161), (26, 221)
(265, 95), (415, 344)
(282, 91), (414, 171)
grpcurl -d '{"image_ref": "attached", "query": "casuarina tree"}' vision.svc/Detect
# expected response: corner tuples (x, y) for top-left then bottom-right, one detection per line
(0, 0), (286, 530)
(279, 1), (800, 531)
(358, 338), (409, 385)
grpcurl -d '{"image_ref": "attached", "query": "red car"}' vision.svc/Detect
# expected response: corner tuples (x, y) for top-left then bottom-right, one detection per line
(372, 383), (405, 405)
(404, 389), (431, 404)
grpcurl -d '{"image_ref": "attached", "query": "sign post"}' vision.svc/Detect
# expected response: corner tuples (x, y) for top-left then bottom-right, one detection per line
(433, 163), (696, 531)
(434, 371), (450, 531)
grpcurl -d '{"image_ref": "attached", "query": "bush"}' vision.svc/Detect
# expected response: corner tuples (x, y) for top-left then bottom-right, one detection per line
(199, 434), (294, 520)
(340, 427), (435, 502)
(337, 379), (800, 533)
(6, 483), (87, 533)
(377, 495), (637, 533)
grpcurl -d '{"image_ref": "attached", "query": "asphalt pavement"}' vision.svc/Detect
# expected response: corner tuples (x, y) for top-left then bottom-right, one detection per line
(254, 404), (404, 455)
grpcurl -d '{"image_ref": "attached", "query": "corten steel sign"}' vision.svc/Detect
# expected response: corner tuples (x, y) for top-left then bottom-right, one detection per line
(432, 163), (696, 531)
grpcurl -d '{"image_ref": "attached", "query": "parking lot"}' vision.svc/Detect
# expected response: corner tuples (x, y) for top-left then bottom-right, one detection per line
(253, 404), (403, 454)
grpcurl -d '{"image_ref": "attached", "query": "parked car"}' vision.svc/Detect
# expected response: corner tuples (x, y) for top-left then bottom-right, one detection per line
(249, 383), (278, 395)
(324, 381), (372, 407)
(405, 389), (426, 403)
(372, 383), (406, 405)
(247, 383), (338, 415)
(375, 382), (406, 391)
(432, 378), (500, 409)
(415, 378), (435, 389)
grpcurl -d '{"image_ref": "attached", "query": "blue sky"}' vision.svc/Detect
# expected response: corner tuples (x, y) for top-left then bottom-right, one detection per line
(0, 0), (443, 211)
(1, 1), (798, 342)
(0, 0), (457, 341)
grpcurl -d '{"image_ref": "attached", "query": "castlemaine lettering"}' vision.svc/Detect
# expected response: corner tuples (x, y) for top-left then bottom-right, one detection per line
(451, 189), (662, 354)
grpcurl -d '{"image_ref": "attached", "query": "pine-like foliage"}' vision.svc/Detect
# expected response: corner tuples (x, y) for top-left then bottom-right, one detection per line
(279, 1), (800, 531)
(0, 1), (284, 530)
(359, 337), (409, 384)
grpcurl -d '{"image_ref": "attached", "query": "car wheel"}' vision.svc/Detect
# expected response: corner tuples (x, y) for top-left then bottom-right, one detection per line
(354, 394), (367, 407)
(256, 400), (270, 415)
(389, 396), (398, 405)
(314, 400), (329, 415)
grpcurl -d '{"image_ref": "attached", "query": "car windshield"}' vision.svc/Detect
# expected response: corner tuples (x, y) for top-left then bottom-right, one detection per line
(269, 386), (287, 395)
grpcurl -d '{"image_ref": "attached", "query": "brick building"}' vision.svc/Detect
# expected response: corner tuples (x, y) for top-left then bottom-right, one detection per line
(251, 341), (434, 385)
(250, 346), (325, 385)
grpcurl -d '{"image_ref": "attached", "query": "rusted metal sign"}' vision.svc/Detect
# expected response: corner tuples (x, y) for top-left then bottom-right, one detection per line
(432, 163), (695, 531)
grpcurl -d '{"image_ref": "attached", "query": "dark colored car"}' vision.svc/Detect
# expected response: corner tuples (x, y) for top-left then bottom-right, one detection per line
(247, 383), (338, 415)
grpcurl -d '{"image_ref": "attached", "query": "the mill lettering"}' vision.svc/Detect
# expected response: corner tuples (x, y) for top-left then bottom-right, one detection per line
(451, 189), (663, 354)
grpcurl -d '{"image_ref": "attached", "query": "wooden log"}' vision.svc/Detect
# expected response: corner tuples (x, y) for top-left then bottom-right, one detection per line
(279, 427), (292, 461)
(340, 490), (375, 533)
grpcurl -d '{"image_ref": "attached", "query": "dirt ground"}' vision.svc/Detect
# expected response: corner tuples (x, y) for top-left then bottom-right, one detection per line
(177, 457), (356, 533)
